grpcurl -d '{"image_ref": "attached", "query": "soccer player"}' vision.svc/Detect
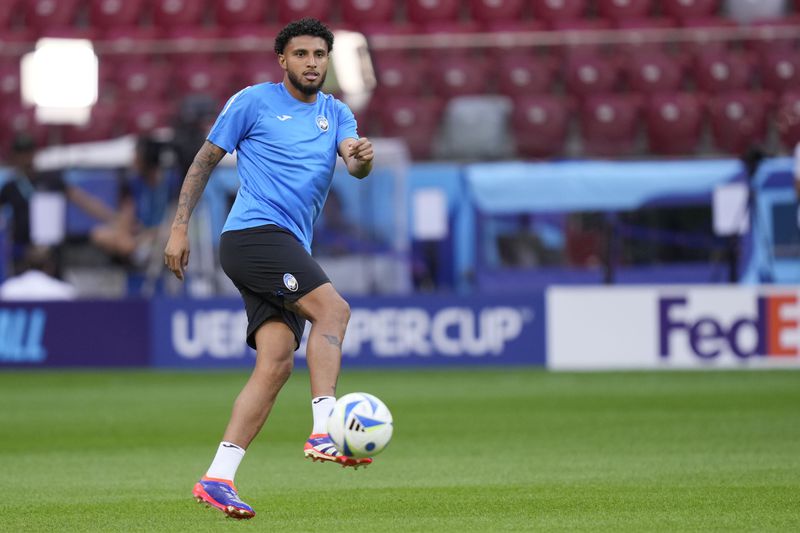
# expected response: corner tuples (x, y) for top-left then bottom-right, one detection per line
(163, 18), (374, 520)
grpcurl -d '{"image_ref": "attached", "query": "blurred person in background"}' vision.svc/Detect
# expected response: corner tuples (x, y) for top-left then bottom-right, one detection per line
(0, 245), (76, 300)
(0, 133), (118, 274)
(163, 18), (374, 520)
(795, 141), (800, 229)
(91, 135), (175, 267)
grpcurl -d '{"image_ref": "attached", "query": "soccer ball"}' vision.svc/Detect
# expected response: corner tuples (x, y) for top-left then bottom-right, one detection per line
(327, 392), (393, 458)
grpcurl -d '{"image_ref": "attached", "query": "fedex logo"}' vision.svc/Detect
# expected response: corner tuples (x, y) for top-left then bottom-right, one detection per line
(659, 294), (799, 359)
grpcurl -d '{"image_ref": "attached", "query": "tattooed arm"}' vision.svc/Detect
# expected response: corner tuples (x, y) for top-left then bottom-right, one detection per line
(164, 141), (226, 280)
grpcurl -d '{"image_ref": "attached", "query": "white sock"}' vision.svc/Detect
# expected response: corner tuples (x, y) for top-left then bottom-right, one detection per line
(205, 441), (245, 482)
(311, 396), (336, 435)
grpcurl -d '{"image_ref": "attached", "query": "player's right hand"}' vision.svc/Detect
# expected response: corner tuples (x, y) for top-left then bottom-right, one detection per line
(164, 229), (190, 281)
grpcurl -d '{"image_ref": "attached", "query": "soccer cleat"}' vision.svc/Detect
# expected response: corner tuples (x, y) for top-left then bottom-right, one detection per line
(192, 476), (255, 519)
(303, 433), (373, 468)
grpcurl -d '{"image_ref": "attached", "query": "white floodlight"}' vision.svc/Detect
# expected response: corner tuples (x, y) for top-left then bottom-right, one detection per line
(20, 38), (98, 125)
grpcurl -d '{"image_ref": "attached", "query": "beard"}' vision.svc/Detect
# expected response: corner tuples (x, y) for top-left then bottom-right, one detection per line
(287, 69), (327, 96)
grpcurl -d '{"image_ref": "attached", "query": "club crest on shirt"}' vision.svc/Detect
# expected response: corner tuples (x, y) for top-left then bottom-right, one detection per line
(316, 115), (329, 132)
(283, 273), (299, 292)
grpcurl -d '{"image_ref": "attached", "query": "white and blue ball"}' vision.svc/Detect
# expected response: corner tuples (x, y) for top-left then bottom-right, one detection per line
(327, 392), (393, 458)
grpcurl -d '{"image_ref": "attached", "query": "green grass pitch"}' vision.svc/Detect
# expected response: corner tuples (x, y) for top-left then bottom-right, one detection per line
(1, 368), (799, 532)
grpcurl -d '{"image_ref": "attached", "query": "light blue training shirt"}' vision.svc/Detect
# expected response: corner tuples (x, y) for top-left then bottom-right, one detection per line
(207, 82), (358, 252)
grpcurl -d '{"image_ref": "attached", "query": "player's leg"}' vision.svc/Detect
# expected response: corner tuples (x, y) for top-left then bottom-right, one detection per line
(291, 283), (372, 467)
(193, 318), (295, 519)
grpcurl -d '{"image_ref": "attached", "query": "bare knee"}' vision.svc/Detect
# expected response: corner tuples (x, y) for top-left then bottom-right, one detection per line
(255, 355), (293, 387)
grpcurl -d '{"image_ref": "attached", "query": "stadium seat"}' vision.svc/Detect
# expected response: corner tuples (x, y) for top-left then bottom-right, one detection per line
(0, 0), (22, 28)
(88, 0), (147, 28)
(760, 49), (800, 95)
(102, 27), (164, 60)
(224, 24), (282, 61)
(662, 0), (719, 21)
(0, 105), (49, 152)
(340, 0), (397, 28)
(61, 103), (120, 144)
(511, 95), (571, 159)
(152, 0), (207, 28)
(114, 60), (172, 101)
(580, 94), (642, 157)
(625, 49), (685, 93)
(275, 0), (331, 24)
(564, 50), (622, 98)
(230, 55), (284, 93)
(125, 102), (176, 134)
(597, 0), (653, 22)
(692, 50), (753, 94)
(173, 59), (232, 103)
(645, 92), (704, 155)
(165, 26), (224, 61)
(373, 51), (427, 97)
(707, 91), (769, 154)
(0, 60), (21, 105)
(24, 0), (81, 32)
(530, 0), (587, 27)
(214, 0), (266, 27)
(379, 96), (444, 159)
(612, 17), (677, 53)
(430, 52), (492, 98)
(468, 0), (525, 24)
(406, 0), (461, 25)
(748, 18), (800, 55)
(494, 52), (557, 97)
(678, 16), (737, 55)
(776, 91), (800, 149)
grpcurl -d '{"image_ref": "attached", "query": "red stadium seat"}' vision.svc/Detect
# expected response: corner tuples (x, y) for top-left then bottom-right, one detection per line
(0, 105), (49, 152)
(173, 58), (233, 103)
(373, 51), (427, 97)
(125, 102), (176, 134)
(224, 24), (282, 60)
(165, 26), (225, 62)
(379, 97), (444, 159)
(612, 17), (677, 53)
(275, 0), (331, 24)
(231, 56), (284, 93)
(153, 0), (207, 28)
(468, 0), (525, 24)
(692, 50), (753, 94)
(406, 0), (461, 25)
(61, 103), (120, 144)
(495, 53), (557, 97)
(760, 49), (800, 95)
(645, 92), (704, 155)
(564, 50), (622, 98)
(89, 0), (147, 28)
(0, 60), (21, 106)
(530, 0), (587, 26)
(340, 0), (396, 28)
(24, 0), (81, 32)
(597, 0), (653, 22)
(581, 94), (642, 157)
(429, 52), (492, 98)
(0, 0), (22, 28)
(511, 95), (570, 158)
(114, 60), (172, 101)
(102, 27), (165, 61)
(777, 91), (800, 149)
(708, 91), (770, 154)
(663, 0), (719, 21)
(625, 50), (684, 93)
(679, 16), (737, 54)
(215, 0), (266, 27)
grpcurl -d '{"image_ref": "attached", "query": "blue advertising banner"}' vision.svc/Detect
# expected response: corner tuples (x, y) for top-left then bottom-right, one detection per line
(0, 301), (149, 367)
(151, 293), (545, 368)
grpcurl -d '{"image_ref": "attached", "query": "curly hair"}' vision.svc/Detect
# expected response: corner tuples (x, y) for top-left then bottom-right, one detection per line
(274, 18), (334, 55)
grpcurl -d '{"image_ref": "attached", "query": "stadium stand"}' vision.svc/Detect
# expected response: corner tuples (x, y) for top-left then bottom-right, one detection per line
(581, 93), (643, 157)
(275, 0), (332, 25)
(707, 91), (770, 154)
(152, 0), (207, 29)
(340, 0), (397, 28)
(468, 0), (526, 25)
(23, 0), (81, 33)
(214, 0), (267, 27)
(644, 92), (705, 156)
(596, 0), (654, 22)
(511, 95), (571, 158)
(88, 0), (148, 28)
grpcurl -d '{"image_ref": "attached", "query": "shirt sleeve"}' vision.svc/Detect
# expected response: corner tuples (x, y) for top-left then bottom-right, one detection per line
(207, 87), (258, 154)
(336, 101), (359, 145)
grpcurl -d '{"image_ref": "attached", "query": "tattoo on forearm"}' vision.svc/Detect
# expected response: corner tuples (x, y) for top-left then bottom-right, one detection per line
(173, 142), (224, 226)
(323, 334), (342, 348)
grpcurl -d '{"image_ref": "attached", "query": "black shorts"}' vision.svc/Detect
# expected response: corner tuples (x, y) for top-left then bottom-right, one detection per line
(219, 224), (330, 350)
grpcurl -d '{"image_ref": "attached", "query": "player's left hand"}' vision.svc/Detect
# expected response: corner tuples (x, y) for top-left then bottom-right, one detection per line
(348, 137), (373, 163)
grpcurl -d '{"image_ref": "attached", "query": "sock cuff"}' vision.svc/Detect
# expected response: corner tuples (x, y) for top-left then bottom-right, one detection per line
(220, 441), (245, 455)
